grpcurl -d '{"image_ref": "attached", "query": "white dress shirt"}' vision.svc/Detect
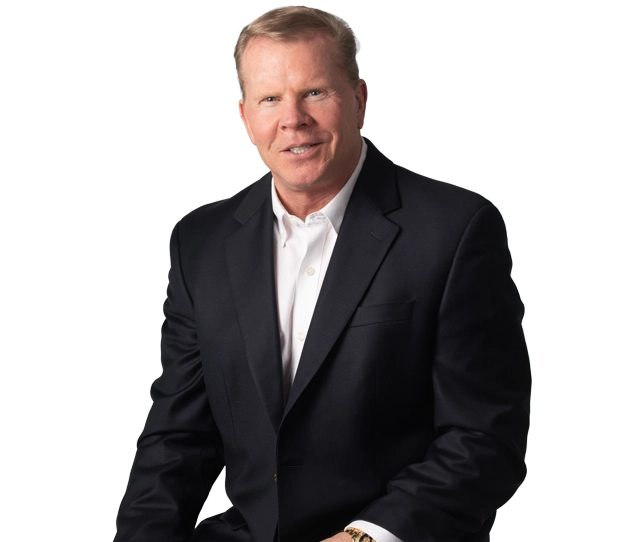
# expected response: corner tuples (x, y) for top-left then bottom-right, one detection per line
(271, 139), (403, 542)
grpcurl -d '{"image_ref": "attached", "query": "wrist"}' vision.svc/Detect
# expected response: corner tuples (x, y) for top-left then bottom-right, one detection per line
(345, 527), (376, 542)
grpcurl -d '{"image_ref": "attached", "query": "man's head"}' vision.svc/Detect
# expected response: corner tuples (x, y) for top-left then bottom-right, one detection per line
(235, 7), (367, 210)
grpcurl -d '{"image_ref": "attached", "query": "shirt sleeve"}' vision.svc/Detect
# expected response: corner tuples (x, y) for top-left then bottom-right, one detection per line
(346, 520), (403, 542)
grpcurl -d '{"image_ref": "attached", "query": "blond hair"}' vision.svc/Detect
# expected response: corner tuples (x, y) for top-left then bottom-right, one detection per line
(234, 6), (360, 96)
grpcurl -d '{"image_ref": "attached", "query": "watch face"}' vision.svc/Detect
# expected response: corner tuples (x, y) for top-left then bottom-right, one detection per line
(346, 528), (374, 542)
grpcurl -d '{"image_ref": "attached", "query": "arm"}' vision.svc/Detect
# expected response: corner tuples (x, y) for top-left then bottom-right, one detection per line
(354, 204), (531, 542)
(114, 221), (224, 542)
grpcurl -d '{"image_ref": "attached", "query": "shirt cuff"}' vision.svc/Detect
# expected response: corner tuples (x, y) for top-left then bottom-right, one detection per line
(345, 520), (403, 542)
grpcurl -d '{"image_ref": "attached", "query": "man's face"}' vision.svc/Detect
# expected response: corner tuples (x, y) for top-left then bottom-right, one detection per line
(239, 34), (367, 198)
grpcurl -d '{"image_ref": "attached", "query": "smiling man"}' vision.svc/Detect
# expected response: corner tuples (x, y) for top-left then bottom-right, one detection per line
(114, 7), (530, 542)
(238, 33), (366, 220)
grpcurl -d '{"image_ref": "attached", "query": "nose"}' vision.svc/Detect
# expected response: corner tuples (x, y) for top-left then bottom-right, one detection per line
(280, 98), (311, 130)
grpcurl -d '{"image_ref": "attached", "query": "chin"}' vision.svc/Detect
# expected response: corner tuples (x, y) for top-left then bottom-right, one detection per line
(279, 168), (330, 191)
(282, 178), (326, 193)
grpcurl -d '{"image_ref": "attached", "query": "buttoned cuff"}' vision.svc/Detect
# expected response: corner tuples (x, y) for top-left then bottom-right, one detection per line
(345, 520), (403, 542)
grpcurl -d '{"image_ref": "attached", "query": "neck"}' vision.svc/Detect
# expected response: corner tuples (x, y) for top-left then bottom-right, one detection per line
(274, 179), (349, 220)
(274, 139), (363, 220)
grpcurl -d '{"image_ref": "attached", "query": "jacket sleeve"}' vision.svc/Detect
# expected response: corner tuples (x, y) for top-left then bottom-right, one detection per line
(114, 221), (224, 542)
(355, 203), (531, 542)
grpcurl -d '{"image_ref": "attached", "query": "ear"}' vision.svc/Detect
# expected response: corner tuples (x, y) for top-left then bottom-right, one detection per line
(239, 99), (256, 145)
(355, 79), (368, 129)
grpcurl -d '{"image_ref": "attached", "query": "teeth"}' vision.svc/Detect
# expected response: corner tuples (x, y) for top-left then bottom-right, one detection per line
(289, 145), (311, 154)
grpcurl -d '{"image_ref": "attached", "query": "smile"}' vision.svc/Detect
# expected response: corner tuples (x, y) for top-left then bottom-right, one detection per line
(286, 143), (320, 155)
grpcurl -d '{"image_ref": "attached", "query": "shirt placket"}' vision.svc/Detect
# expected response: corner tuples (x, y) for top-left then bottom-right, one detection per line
(290, 212), (328, 382)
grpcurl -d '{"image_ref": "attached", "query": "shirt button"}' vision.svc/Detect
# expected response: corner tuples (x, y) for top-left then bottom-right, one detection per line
(305, 266), (315, 276)
(297, 332), (305, 341)
(290, 217), (297, 225)
(280, 232), (285, 238)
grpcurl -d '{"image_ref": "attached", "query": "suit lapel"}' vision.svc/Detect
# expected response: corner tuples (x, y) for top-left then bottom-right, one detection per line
(284, 141), (401, 418)
(225, 175), (284, 435)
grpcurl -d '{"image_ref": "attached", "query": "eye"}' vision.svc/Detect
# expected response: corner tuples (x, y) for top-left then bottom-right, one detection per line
(264, 96), (277, 102)
(309, 90), (321, 96)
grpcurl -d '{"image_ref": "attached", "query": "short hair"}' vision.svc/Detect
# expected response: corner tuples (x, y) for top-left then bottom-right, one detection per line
(234, 6), (360, 96)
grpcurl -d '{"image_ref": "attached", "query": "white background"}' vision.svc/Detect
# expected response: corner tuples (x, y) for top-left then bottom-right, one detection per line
(1, 1), (641, 540)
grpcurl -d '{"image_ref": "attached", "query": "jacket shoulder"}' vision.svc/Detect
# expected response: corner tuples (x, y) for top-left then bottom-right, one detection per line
(395, 165), (492, 218)
(396, 164), (491, 211)
(175, 174), (270, 239)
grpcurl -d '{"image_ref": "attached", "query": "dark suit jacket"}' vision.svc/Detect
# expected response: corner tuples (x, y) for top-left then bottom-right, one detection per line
(114, 140), (530, 542)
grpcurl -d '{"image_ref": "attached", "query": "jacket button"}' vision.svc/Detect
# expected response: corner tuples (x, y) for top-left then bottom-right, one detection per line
(274, 473), (277, 482)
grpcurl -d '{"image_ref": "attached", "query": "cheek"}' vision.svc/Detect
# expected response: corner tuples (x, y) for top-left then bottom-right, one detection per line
(251, 115), (279, 147)
(332, 106), (357, 135)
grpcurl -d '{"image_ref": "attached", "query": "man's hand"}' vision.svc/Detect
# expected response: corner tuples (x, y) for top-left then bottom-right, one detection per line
(321, 532), (352, 542)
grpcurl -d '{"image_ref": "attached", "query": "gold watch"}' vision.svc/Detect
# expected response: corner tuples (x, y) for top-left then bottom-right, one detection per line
(345, 527), (376, 542)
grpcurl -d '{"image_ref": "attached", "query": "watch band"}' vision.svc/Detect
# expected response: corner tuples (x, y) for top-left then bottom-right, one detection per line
(345, 527), (376, 542)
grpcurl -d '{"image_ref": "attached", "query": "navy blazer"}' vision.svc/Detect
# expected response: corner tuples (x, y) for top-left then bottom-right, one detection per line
(115, 140), (530, 542)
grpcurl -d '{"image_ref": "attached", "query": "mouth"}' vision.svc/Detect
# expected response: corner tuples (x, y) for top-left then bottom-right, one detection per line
(284, 142), (320, 155)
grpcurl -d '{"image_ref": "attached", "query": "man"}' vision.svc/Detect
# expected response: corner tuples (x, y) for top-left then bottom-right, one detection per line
(114, 6), (530, 542)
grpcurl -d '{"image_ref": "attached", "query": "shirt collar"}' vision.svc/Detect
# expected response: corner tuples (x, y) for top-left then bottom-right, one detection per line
(271, 138), (368, 234)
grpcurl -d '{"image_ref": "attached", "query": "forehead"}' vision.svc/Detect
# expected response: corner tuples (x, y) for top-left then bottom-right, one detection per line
(241, 34), (342, 90)
(243, 33), (337, 63)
